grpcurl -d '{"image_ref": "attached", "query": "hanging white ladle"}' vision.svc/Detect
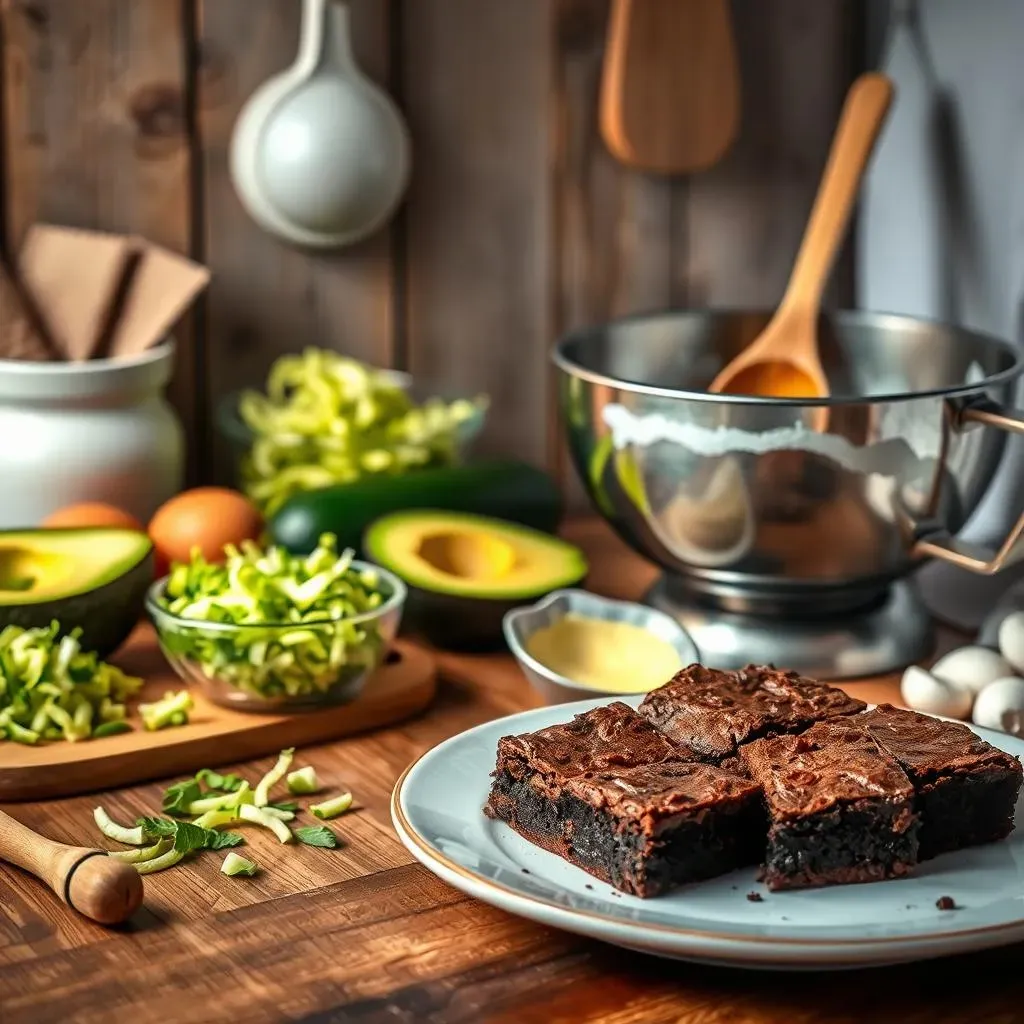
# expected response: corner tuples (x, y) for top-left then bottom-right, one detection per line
(230, 0), (411, 249)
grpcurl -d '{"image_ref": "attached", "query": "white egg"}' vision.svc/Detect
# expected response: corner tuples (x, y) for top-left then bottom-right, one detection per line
(998, 611), (1024, 674)
(972, 676), (1024, 736)
(929, 645), (1013, 696)
(900, 665), (973, 719)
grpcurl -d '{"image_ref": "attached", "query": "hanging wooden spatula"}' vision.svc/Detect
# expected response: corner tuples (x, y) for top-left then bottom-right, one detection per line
(709, 72), (895, 400)
(599, 0), (740, 174)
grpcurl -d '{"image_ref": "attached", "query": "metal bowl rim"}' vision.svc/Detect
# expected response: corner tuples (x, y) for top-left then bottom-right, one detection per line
(552, 308), (1024, 407)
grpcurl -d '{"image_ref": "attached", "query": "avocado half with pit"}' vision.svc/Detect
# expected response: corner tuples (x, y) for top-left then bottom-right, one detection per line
(0, 528), (154, 656)
(363, 510), (588, 650)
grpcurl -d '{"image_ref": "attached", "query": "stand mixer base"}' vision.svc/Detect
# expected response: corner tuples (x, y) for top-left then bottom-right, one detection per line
(643, 577), (934, 681)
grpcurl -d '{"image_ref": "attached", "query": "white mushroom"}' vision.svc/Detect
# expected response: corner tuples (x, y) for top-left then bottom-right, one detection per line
(997, 611), (1024, 674)
(972, 676), (1024, 736)
(929, 646), (1013, 696)
(900, 665), (972, 720)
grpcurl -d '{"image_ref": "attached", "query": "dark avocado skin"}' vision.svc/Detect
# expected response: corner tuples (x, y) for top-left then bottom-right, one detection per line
(0, 549), (153, 658)
(401, 588), (522, 651)
(400, 577), (586, 651)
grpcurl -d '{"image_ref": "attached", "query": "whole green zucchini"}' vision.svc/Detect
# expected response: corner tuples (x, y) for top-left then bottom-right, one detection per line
(268, 460), (564, 554)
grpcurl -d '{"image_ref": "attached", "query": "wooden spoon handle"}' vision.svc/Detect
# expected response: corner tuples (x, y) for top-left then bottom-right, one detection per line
(780, 73), (894, 318)
(0, 810), (143, 925)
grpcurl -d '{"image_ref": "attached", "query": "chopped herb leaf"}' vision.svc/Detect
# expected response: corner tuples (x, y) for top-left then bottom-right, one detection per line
(137, 816), (177, 838)
(206, 830), (245, 850)
(141, 816), (244, 854)
(162, 779), (202, 815)
(294, 825), (339, 848)
(173, 821), (212, 855)
(196, 769), (243, 792)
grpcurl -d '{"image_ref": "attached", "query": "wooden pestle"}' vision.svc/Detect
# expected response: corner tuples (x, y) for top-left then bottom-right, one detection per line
(0, 809), (144, 925)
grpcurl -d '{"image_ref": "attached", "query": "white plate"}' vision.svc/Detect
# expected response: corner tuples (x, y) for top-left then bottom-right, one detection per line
(392, 696), (1024, 970)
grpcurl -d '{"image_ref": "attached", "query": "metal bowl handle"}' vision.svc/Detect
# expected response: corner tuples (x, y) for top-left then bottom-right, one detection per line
(912, 401), (1024, 575)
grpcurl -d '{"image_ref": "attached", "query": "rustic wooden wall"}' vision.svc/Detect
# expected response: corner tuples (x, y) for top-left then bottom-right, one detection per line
(0, 0), (857, 501)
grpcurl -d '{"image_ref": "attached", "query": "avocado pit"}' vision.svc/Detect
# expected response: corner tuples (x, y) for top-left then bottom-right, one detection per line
(415, 531), (518, 582)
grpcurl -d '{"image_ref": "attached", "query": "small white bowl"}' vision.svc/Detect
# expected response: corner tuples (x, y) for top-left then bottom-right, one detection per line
(503, 589), (700, 705)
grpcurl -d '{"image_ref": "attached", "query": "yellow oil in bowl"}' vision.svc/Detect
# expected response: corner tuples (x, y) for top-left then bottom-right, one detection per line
(524, 612), (682, 694)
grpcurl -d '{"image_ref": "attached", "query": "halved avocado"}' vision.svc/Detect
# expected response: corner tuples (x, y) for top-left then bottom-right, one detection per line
(363, 510), (588, 650)
(0, 528), (154, 656)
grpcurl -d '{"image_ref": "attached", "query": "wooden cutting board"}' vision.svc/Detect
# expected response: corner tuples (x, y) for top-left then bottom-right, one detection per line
(0, 625), (437, 802)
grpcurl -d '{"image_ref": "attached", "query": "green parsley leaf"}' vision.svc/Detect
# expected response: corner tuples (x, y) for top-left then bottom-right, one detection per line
(137, 816), (177, 838)
(162, 779), (202, 815)
(142, 817), (245, 854)
(294, 825), (339, 849)
(172, 821), (211, 854)
(196, 769), (243, 793)
(206, 830), (245, 850)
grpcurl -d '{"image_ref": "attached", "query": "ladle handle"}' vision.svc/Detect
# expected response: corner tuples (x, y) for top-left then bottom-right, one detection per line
(779, 73), (894, 318)
(296, 0), (356, 78)
(912, 400), (1024, 574)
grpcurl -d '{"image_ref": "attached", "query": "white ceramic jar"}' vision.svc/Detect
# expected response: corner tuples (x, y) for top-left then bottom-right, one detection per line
(0, 343), (184, 528)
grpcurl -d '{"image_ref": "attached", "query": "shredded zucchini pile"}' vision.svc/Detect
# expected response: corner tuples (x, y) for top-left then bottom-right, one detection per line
(237, 349), (485, 514)
(95, 750), (353, 876)
(0, 622), (143, 744)
(154, 534), (390, 700)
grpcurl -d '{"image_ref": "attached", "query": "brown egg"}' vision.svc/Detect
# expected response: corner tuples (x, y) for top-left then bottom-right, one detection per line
(149, 488), (264, 575)
(42, 502), (145, 532)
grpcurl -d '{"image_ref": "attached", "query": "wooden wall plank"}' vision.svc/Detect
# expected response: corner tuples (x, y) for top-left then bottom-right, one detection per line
(198, 0), (394, 484)
(400, 0), (553, 468)
(0, 0), (199, 477)
(677, 0), (858, 308)
(549, 0), (857, 510)
(551, 0), (677, 509)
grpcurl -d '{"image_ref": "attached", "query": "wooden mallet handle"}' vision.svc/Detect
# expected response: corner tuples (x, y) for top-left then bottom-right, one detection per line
(0, 809), (144, 925)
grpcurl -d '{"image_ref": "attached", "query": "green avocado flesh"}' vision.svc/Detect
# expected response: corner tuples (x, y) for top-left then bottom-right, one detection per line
(364, 511), (587, 651)
(0, 528), (153, 656)
(364, 511), (586, 599)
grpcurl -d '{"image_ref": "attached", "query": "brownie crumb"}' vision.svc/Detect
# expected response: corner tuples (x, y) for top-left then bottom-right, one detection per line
(936, 896), (957, 911)
(585, 884), (593, 890)
(520, 868), (530, 875)
(746, 891), (764, 903)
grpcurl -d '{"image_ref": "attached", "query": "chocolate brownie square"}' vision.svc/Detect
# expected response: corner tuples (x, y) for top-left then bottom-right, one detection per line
(862, 704), (1023, 859)
(740, 719), (919, 890)
(639, 663), (866, 763)
(484, 702), (764, 896)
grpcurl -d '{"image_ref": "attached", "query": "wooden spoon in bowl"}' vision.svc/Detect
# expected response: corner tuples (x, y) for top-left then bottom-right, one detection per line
(709, 73), (895, 401)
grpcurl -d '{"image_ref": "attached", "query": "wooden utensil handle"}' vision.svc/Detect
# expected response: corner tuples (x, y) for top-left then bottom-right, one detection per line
(781, 72), (894, 314)
(0, 809), (143, 925)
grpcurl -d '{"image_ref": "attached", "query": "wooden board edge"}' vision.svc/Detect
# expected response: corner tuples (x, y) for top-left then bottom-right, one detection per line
(0, 662), (437, 803)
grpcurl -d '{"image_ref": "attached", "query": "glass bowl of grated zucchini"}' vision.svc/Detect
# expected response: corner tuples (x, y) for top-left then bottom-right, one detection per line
(146, 534), (406, 712)
(217, 349), (488, 516)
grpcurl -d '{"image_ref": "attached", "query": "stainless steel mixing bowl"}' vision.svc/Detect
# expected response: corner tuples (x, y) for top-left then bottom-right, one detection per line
(554, 310), (1024, 674)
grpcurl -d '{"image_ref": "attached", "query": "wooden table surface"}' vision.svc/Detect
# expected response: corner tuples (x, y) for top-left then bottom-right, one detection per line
(0, 519), (1018, 1024)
